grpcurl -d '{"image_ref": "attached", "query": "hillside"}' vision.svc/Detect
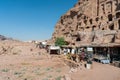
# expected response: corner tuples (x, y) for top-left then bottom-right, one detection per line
(0, 35), (13, 41)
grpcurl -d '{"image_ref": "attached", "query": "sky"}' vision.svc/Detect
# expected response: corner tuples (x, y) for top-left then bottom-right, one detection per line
(0, 0), (77, 41)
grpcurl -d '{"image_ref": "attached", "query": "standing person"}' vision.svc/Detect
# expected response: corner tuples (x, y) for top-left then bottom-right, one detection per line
(110, 51), (114, 63)
(71, 47), (76, 62)
(80, 48), (85, 62)
(67, 48), (70, 54)
(71, 48), (75, 54)
(63, 48), (67, 55)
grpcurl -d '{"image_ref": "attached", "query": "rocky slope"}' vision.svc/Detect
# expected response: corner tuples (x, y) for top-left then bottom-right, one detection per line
(52, 0), (120, 46)
(0, 35), (13, 41)
(0, 35), (38, 55)
(0, 40), (35, 55)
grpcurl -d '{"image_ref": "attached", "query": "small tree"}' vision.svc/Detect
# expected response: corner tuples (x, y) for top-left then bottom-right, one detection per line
(55, 37), (67, 47)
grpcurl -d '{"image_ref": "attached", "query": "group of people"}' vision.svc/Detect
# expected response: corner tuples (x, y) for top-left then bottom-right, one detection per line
(63, 48), (75, 55)
(63, 47), (93, 63)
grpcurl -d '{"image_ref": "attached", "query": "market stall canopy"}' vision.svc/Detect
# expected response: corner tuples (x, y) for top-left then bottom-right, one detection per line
(49, 46), (60, 50)
(91, 43), (120, 47)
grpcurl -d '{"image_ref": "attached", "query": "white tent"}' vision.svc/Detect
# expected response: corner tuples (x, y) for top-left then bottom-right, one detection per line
(49, 46), (61, 54)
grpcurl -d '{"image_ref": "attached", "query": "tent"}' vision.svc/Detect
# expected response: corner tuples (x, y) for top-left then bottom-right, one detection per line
(49, 46), (61, 54)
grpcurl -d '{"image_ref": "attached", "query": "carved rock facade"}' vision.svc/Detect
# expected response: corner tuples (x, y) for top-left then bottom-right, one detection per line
(52, 0), (120, 46)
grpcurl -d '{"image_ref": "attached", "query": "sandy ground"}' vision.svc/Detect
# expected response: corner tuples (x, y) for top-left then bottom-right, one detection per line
(0, 54), (69, 80)
(0, 41), (120, 80)
(0, 53), (119, 80)
(70, 62), (120, 80)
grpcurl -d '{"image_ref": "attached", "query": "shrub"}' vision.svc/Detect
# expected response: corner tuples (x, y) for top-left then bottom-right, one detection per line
(55, 37), (67, 47)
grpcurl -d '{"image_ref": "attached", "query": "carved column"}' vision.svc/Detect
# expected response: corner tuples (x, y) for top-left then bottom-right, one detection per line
(112, 1), (115, 14)
(104, 3), (106, 15)
(114, 20), (119, 30)
(104, 3), (108, 17)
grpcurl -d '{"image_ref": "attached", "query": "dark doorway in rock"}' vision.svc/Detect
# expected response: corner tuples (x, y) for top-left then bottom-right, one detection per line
(118, 19), (120, 29)
(86, 26), (90, 29)
(116, 3), (120, 11)
(84, 20), (87, 25)
(116, 12), (120, 19)
(76, 37), (81, 41)
(92, 25), (96, 31)
(108, 14), (112, 21)
(101, 16), (103, 20)
(109, 24), (114, 30)
(102, 28), (105, 30)
(96, 17), (99, 22)
(89, 19), (93, 24)
(61, 19), (63, 24)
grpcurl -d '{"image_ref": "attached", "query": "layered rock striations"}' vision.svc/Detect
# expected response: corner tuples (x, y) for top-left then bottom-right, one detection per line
(52, 0), (120, 46)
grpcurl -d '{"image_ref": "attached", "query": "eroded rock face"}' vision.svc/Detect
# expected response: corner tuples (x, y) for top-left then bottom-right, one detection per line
(115, 30), (120, 43)
(0, 35), (6, 40)
(0, 35), (12, 41)
(52, 0), (120, 45)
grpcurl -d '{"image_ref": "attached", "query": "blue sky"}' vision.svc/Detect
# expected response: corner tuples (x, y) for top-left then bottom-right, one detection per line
(0, 0), (77, 41)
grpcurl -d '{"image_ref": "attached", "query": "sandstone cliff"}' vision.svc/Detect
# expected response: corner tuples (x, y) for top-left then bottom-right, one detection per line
(52, 0), (120, 46)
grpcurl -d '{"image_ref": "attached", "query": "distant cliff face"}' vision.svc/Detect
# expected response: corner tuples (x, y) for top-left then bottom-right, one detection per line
(0, 35), (13, 41)
(0, 35), (9, 40)
(52, 0), (120, 46)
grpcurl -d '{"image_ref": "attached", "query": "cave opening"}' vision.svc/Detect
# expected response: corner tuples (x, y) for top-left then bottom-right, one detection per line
(109, 24), (114, 30)
(118, 19), (120, 29)
(116, 12), (120, 18)
(108, 14), (113, 21)
(76, 37), (81, 41)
